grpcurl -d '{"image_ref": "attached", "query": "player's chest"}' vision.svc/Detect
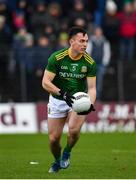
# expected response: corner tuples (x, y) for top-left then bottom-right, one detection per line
(58, 60), (87, 74)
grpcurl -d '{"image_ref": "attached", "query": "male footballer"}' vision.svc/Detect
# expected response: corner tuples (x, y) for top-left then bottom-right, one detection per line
(42, 26), (96, 173)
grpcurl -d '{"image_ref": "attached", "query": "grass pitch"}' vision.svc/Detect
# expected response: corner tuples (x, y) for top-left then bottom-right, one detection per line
(0, 133), (136, 179)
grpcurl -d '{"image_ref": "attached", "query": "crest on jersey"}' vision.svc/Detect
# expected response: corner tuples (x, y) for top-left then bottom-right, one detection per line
(81, 66), (87, 73)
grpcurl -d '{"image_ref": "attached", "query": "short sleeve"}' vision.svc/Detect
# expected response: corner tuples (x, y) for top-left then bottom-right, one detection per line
(46, 54), (58, 74)
(87, 61), (97, 77)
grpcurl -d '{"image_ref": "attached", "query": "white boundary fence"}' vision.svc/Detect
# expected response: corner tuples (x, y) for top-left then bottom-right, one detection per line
(0, 102), (136, 133)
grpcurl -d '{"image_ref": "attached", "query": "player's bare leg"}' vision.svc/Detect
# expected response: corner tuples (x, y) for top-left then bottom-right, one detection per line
(60, 111), (86, 169)
(67, 111), (86, 149)
(48, 117), (66, 173)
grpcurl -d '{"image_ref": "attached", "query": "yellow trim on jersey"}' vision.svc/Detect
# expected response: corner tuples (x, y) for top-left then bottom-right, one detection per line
(56, 51), (68, 58)
(55, 50), (68, 60)
(68, 48), (83, 60)
(84, 52), (94, 65)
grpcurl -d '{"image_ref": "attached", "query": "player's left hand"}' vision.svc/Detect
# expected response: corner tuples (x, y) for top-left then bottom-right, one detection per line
(77, 104), (95, 115)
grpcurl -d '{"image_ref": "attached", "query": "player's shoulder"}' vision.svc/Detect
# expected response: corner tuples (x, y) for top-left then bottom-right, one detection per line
(50, 48), (69, 61)
(83, 51), (96, 65)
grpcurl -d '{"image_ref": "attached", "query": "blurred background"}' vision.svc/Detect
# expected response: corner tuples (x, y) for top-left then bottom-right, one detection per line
(0, 0), (136, 102)
(0, 0), (136, 133)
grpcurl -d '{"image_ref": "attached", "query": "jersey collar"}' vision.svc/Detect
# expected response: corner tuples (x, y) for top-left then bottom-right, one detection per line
(68, 48), (83, 60)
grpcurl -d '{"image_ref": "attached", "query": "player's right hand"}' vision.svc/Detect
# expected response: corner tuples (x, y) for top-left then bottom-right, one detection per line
(59, 90), (75, 107)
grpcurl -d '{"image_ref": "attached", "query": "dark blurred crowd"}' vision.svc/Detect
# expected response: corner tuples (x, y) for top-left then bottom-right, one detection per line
(0, 0), (136, 102)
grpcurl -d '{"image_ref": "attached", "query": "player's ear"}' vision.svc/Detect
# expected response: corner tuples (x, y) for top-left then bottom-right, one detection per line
(69, 38), (74, 45)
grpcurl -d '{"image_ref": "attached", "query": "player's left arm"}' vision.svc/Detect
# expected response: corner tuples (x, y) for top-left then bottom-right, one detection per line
(87, 76), (96, 105)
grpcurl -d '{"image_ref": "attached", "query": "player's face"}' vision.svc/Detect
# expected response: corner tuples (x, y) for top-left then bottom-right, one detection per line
(70, 33), (88, 54)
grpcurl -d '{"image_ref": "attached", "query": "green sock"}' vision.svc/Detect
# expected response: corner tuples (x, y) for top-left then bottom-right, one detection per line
(55, 155), (61, 163)
(64, 144), (72, 153)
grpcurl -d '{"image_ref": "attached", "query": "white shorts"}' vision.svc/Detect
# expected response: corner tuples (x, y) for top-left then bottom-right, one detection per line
(47, 95), (72, 118)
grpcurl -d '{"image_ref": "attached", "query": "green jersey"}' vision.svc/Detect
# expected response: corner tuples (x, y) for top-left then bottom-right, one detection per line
(46, 48), (96, 100)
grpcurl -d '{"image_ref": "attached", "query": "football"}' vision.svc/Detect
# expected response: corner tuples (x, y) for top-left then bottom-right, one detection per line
(72, 92), (91, 113)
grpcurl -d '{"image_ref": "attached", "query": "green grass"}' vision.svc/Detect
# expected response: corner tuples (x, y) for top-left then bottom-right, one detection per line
(0, 133), (136, 179)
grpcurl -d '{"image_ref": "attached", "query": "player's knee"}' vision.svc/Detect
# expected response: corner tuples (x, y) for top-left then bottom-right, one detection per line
(49, 134), (60, 145)
(69, 127), (80, 138)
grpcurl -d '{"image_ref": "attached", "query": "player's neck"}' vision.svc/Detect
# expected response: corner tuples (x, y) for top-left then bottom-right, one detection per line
(68, 47), (83, 60)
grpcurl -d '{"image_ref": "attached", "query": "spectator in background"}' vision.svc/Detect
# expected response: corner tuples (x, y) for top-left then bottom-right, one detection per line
(55, 32), (69, 51)
(12, 0), (31, 31)
(12, 28), (34, 101)
(68, 0), (92, 29)
(117, 1), (136, 61)
(87, 26), (111, 100)
(102, 0), (120, 61)
(44, 2), (62, 35)
(19, 35), (35, 101)
(34, 35), (53, 73)
(29, 1), (47, 39)
(12, 27), (33, 63)
(59, 18), (69, 32)
(17, 34), (34, 75)
(73, 17), (87, 29)
(43, 24), (57, 45)
(12, 10), (26, 30)
(33, 35), (53, 101)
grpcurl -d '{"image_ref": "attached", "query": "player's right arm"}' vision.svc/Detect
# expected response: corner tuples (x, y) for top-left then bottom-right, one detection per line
(42, 70), (60, 95)
(42, 52), (75, 106)
(42, 70), (75, 107)
(42, 53), (61, 95)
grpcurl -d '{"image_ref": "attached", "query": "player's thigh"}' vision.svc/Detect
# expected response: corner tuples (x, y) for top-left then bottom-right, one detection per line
(68, 111), (86, 131)
(48, 117), (66, 138)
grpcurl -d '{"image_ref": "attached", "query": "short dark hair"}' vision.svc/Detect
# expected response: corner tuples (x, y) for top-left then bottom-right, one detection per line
(68, 26), (87, 39)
